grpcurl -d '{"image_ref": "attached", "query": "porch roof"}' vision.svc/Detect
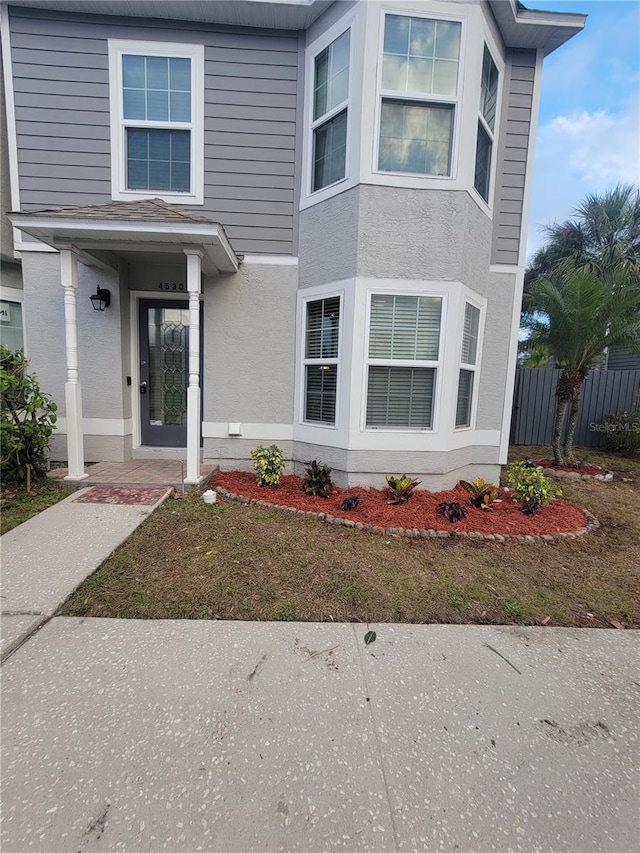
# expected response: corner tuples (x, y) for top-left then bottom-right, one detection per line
(9, 198), (240, 275)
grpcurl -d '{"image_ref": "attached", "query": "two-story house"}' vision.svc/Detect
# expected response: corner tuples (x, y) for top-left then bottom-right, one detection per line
(1, 0), (585, 487)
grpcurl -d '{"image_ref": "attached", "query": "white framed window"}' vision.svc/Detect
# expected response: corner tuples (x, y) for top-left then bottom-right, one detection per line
(310, 29), (351, 193)
(376, 13), (462, 177)
(474, 45), (499, 202)
(108, 40), (204, 204)
(365, 293), (442, 430)
(455, 301), (481, 428)
(303, 295), (341, 425)
(0, 298), (24, 352)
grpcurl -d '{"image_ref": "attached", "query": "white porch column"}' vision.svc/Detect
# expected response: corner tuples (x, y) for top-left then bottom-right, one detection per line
(60, 248), (88, 481)
(184, 250), (203, 484)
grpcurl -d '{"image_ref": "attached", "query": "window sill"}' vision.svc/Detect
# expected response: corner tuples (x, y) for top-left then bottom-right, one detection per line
(111, 188), (204, 205)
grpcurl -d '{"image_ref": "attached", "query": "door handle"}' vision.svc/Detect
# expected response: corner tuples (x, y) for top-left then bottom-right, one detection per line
(140, 382), (147, 395)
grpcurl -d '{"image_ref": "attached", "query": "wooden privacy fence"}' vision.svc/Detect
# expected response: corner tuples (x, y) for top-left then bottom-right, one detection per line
(510, 368), (640, 447)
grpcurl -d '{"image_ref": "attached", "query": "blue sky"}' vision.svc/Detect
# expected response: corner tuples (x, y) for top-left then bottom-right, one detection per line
(525, 0), (640, 261)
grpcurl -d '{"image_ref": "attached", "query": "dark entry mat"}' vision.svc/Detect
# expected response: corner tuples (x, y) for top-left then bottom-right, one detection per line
(73, 486), (169, 505)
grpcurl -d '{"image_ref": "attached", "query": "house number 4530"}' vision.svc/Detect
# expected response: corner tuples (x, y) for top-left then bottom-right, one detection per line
(158, 282), (185, 290)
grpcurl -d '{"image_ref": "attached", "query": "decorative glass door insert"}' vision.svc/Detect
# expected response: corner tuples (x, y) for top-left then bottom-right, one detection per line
(139, 300), (189, 446)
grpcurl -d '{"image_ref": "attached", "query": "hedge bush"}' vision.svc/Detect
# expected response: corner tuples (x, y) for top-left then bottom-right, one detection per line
(1, 346), (57, 485)
(600, 412), (640, 456)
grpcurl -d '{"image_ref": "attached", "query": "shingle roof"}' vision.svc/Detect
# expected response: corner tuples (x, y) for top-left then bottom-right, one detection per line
(19, 198), (214, 223)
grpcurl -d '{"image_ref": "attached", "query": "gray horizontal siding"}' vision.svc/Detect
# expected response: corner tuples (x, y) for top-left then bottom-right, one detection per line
(607, 348), (640, 371)
(491, 48), (537, 266)
(10, 5), (299, 255)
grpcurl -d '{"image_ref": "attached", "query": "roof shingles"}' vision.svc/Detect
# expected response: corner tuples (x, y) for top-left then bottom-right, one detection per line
(17, 198), (214, 224)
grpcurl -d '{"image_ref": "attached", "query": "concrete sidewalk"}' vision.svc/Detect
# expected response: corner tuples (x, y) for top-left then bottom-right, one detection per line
(2, 619), (638, 852)
(0, 487), (169, 660)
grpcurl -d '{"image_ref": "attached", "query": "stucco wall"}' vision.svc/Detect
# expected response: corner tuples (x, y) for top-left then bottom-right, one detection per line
(475, 270), (517, 431)
(356, 186), (492, 286)
(298, 186), (359, 288)
(201, 261), (297, 424)
(20, 252), (124, 421)
(292, 441), (500, 490)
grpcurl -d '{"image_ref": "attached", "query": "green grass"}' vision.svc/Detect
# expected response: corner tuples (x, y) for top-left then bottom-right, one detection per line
(1, 479), (76, 535)
(60, 447), (640, 629)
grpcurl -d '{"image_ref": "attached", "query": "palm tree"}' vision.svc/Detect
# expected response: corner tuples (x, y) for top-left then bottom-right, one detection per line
(525, 184), (640, 290)
(522, 267), (640, 464)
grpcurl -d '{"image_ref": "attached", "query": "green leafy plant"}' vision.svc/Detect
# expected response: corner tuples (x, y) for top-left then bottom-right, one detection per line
(600, 412), (640, 456)
(459, 477), (501, 510)
(1, 347), (57, 487)
(340, 494), (362, 511)
(250, 444), (285, 487)
(436, 501), (467, 523)
(302, 460), (333, 498)
(386, 474), (421, 505)
(505, 461), (560, 505)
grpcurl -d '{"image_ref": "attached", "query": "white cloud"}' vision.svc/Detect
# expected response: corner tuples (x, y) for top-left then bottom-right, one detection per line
(526, 103), (640, 261)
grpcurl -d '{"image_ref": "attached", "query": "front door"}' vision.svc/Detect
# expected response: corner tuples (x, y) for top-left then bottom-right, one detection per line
(139, 300), (190, 447)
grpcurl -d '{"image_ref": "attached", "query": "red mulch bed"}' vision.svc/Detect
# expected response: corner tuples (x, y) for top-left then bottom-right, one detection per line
(211, 472), (590, 536)
(531, 459), (609, 475)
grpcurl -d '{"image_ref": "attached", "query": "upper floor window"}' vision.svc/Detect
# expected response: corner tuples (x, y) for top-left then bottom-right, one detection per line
(474, 46), (499, 202)
(311, 30), (350, 192)
(109, 40), (204, 204)
(378, 15), (461, 176)
(366, 294), (442, 429)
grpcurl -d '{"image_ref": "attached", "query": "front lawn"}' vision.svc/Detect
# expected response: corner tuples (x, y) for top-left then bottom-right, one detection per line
(60, 447), (640, 628)
(1, 479), (76, 536)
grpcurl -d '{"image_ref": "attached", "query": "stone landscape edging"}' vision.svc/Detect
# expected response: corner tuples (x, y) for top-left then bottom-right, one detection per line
(530, 461), (614, 482)
(213, 487), (600, 543)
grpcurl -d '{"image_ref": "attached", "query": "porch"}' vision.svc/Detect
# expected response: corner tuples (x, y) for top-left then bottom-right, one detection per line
(50, 459), (218, 488)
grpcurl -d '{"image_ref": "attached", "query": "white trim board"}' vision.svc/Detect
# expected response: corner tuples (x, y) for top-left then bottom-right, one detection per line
(241, 255), (299, 266)
(54, 418), (133, 437)
(202, 423), (294, 441)
(1, 4), (22, 250)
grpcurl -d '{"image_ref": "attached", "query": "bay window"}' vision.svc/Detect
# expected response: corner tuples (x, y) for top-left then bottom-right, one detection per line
(474, 45), (499, 201)
(366, 294), (442, 429)
(304, 296), (341, 425)
(377, 14), (461, 176)
(311, 30), (350, 192)
(456, 302), (481, 428)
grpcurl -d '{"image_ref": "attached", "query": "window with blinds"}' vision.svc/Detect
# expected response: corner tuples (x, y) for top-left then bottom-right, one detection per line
(304, 296), (340, 425)
(366, 294), (442, 429)
(456, 302), (481, 428)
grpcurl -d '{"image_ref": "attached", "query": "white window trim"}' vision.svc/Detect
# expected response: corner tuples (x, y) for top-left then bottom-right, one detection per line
(301, 293), (343, 428)
(471, 38), (503, 212)
(300, 8), (364, 211)
(108, 39), (204, 205)
(309, 33), (350, 195)
(373, 7), (466, 183)
(454, 297), (485, 431)
(361, 288), (448, 435)
(0, 286), (26, 356)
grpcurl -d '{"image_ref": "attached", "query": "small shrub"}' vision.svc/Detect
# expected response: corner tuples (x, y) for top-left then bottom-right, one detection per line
(505, 461), (560, 505)
(340, 494), (362, 511)
(600, 412), (640, 456)
(436, 501), (467, 523)
(250, 444), (284, 487)
(459, 477), (501, 510)
(386, 474), (421, 505)
(302, 460), (333, 498)
(1, 347), (57, 485)
(520, 499), (542, 516)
